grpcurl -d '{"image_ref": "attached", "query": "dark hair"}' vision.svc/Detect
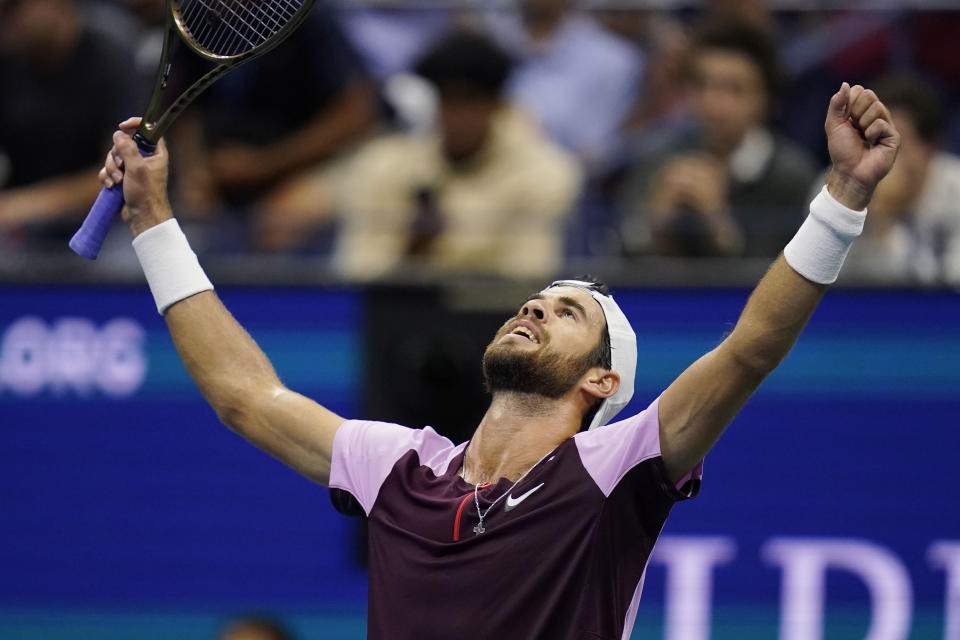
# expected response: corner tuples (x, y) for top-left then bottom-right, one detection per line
(572, 273), (611, 298)
(692, 18), (782, 102)
(873, 74), (944, 146)
(569, 275), (613, 430)
(413, 30), (513, 97)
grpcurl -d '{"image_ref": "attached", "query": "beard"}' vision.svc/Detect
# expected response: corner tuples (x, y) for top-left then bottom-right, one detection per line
(482, 338), (593, 399)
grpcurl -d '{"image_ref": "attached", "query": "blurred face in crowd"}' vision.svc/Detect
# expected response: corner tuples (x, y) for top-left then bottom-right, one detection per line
(437, 84), (500, 164)
(890, 108), (934, 173)
(690, 48), (769, 154)
(0, 0), (76, 61)
(870, 107), (935, 217)
(482, 287), (610, 400)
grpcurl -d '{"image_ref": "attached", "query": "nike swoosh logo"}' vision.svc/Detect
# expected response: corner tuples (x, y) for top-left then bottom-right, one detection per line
(504, 483), (545, 511)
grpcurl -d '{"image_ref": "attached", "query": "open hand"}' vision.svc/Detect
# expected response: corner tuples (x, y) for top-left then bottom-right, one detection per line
(825, 83), (900, 210)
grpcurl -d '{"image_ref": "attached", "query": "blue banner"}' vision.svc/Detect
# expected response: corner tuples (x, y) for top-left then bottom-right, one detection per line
(1, 285), (957, 639)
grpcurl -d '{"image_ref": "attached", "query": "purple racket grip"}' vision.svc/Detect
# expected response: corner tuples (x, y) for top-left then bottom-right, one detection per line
(70, 142), (153, 259)
(70, 182), (125, 259)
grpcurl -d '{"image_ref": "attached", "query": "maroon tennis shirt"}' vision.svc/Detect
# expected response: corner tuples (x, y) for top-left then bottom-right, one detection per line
(329, 396), (702, 640)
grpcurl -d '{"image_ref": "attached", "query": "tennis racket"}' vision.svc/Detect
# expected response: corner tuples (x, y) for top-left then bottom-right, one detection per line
(69, 0), (317, 259)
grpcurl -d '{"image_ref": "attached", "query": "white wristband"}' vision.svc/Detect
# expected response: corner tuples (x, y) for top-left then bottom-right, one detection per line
(132, 219), (214, 314)
(783, 185), (867, 284)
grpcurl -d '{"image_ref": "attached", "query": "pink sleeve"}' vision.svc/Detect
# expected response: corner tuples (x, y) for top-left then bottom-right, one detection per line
(329, 420), (457, 515)
(574, 396), (703, 499)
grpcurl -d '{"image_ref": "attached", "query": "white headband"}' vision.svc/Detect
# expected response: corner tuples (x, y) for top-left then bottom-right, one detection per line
(545, 280), (637, 430)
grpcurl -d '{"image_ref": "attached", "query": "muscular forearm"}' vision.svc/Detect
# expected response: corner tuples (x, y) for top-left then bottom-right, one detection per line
(723, 169), (878, 373)
(165, 291), (283, 428)
(723, 255), (827, 374)
(160, 263), (344, 484)
(120, 183), (281, 428)
(102, 118), (345, 484)
(657, 82), (899, 483)
(658, 231), (830, 482)
(157, 261), (343, 484)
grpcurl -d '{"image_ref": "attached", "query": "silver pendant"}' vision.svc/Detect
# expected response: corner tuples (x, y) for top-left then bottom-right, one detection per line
(473, 523), (485, 535)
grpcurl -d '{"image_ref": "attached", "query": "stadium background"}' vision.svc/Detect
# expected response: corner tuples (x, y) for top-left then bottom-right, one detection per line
(1, 283), (958, 639)
(3, 0), (960, 637)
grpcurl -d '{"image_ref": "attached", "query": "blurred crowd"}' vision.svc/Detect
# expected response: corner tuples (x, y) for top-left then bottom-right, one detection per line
(2, 0), (960, 285)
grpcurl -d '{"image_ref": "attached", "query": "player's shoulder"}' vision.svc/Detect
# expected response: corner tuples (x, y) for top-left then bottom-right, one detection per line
(573, 397), (661, 456)
(336, 419), (458, 468)
(330, 421), (463, 514)
(572, 397), (675, 498)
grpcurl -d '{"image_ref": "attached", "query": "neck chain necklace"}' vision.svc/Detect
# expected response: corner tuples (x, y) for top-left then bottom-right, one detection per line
(465, 448), (553, 535)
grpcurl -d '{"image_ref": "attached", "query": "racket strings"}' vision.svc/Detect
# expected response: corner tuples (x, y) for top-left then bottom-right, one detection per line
(175, 0), (305, 58)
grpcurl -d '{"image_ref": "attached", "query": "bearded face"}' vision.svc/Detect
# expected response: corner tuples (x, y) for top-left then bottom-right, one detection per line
(481, 328), (596, 399)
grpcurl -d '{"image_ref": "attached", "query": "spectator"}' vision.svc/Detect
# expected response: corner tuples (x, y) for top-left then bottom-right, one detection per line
(103, 0), (170, 77)
(706, 0), (774, 32)
(334, 30), (582, 280)
(0, 0), (141, 249)
(618, 18), (817, 258)
(337, 4), (450, 133)
(170, 2), (377, 252)
(488, 0), (643, 174)
(841, 75), (960, 284)
(605, 10), (690, 145)
(339, 4), (449, 83)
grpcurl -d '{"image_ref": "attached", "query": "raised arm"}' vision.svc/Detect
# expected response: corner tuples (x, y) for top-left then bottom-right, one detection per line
(657, 83), (900, 482)
(103, 119), (345, 485)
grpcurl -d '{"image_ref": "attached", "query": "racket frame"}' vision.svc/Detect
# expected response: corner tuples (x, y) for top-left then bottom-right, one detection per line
(69, 0), (317, 259)
(136, 0), (316, 148)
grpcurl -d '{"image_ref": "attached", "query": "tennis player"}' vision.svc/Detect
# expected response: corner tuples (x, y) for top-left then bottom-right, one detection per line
(100, 83), (898, 639)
